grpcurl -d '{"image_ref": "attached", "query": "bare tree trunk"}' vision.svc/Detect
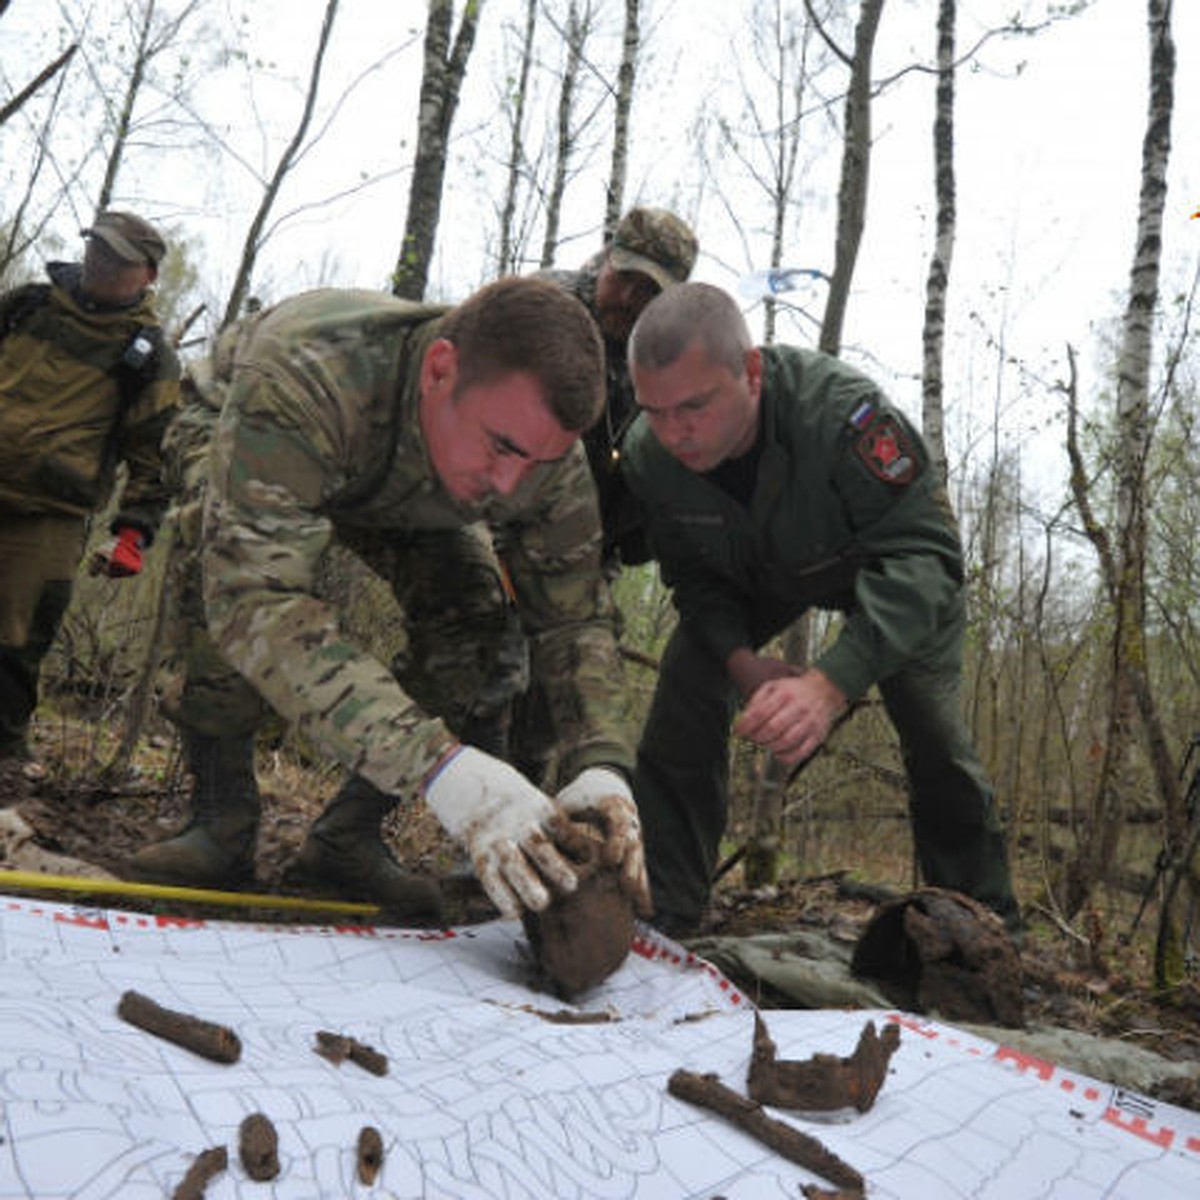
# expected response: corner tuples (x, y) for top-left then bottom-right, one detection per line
(392, 0), (485, 300)
(604, 0), (639, 235)
(1062, 0), (1177, 921)
(744, 0), (815, 889)
(498, 0), (537, 275)
(920, 0), (955, 487)
(93, 0), (204, 214)
(0, 43), (76, 129)
(222, 0), (340, 328)
(745, 0), (885, 887)
(541, 0), (590, 268)
(817, 0), (884, 357)
(95, 0), (155, 212)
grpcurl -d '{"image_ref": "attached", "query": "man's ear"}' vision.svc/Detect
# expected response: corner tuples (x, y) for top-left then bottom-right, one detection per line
(420, 337), (459, 400)
(743, 346), (763, 399)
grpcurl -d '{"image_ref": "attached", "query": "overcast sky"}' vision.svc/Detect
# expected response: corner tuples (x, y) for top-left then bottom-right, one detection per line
(4, 0), (1198, 502)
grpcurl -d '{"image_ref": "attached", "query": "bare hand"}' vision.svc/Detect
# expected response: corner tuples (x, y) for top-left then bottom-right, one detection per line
(731, 667), (847, 766)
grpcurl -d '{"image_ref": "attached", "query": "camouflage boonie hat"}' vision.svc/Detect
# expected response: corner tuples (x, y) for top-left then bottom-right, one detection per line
(81, 210), (167, 267)
(608, 207), (698, 291)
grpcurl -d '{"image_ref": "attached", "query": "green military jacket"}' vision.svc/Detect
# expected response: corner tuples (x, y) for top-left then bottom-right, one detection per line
(196, 288), (630, 796)
(0, 262), (180, 534)
(621, 344), (965, 702)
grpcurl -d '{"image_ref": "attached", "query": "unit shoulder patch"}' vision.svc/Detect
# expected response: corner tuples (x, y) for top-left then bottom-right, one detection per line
(853, 411), (920, 485)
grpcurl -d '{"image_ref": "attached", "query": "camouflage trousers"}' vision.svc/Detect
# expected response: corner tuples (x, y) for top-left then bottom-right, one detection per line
(157, 401), (527, 757)
(0, 511), (86, 755)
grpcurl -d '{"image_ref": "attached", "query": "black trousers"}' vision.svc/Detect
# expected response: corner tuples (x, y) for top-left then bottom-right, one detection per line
(634, 609), (1019, 933)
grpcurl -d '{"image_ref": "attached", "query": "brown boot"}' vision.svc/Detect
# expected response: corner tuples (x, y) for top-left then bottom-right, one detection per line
(127, 732), (259, 886)
(290, 774), (443, 922)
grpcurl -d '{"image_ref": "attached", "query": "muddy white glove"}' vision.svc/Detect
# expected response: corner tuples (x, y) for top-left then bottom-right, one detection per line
(556, 767), (652, 915)
(423, 746), (579, 918)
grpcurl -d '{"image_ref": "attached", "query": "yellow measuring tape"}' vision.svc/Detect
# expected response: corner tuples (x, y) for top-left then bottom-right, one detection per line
(0, 867), (380, 919)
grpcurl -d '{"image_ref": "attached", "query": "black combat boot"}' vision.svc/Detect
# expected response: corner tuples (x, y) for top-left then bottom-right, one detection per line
(290, 774), (443, 922)
(127, 732), (260, 885)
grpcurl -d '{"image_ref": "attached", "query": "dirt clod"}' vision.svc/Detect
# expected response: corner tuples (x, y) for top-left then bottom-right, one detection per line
(356, 1125), (384, 1185)
(238, 1112), (280, 1181)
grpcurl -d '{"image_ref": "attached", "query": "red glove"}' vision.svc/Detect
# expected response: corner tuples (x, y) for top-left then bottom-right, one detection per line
(96, 526), (145, 577)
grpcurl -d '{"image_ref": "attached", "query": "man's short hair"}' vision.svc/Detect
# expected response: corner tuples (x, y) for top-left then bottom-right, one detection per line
(438, 276), (604, 431)
(629, 282), (752, 377)
(81, 211), (167, 267)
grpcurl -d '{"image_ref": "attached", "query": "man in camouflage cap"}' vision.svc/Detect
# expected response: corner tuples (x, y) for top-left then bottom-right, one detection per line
(0, 210), (178, 769)
(480, 207), (698, 784)
(538, 206), (698, 569)
(129, 277), (649, 925)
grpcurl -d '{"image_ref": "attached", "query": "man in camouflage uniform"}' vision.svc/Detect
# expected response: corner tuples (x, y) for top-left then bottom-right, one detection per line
(621, 283), (1020, 937)
(0, 211), (180, 764)
(130, 277), (648, 924)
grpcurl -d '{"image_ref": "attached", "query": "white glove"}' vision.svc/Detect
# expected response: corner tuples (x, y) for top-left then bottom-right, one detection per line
(423, 746), (579, 918)
(556, 767), (652, 915)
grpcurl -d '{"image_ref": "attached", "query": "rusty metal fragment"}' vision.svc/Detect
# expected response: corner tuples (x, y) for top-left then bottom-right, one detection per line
(748, 1012), (900, 1114)
(851, 887), (1024, 1027)
(667, 1069), (865, 1192)
(314, 1029), (388, 1076)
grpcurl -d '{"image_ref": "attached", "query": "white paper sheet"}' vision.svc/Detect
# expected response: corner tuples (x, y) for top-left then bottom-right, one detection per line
(0, 894), (1196, 1198)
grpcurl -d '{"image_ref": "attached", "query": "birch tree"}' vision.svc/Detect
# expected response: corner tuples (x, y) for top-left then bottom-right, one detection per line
(742, 0), (884, 889)
(1063, 0), (1178, 928)
(541, 0), (594, 267)
(603, 0), (638, 235)
(920, 0), (955, 487)
(496, 0), (537, 275)
(392, 0), (484, 300)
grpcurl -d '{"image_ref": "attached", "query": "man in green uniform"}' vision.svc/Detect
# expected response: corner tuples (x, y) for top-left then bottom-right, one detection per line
(0, 211), (180, 765)
(129, 277), (648, 924)
(620, 282), (1019, 937)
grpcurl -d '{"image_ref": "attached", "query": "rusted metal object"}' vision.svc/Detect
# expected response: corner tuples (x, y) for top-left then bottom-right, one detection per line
(748, 1012), (900, 1114)
(850, 887), (1024, 1027)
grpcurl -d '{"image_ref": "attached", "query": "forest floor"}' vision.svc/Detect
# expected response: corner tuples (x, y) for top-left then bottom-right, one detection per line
(2, 711), (1199, 1114)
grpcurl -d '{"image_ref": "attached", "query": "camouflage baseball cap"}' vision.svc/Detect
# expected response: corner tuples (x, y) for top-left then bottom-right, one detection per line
(608, 207), (698, 291)
(81, 210), (167, 267)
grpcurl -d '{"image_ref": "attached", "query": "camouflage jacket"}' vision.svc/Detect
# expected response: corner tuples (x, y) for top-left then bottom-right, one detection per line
(193, 288), (631, 796)
(621, 345), (966, 702)
(535, 261), (648, 569)
(0, 262), (180, 534)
